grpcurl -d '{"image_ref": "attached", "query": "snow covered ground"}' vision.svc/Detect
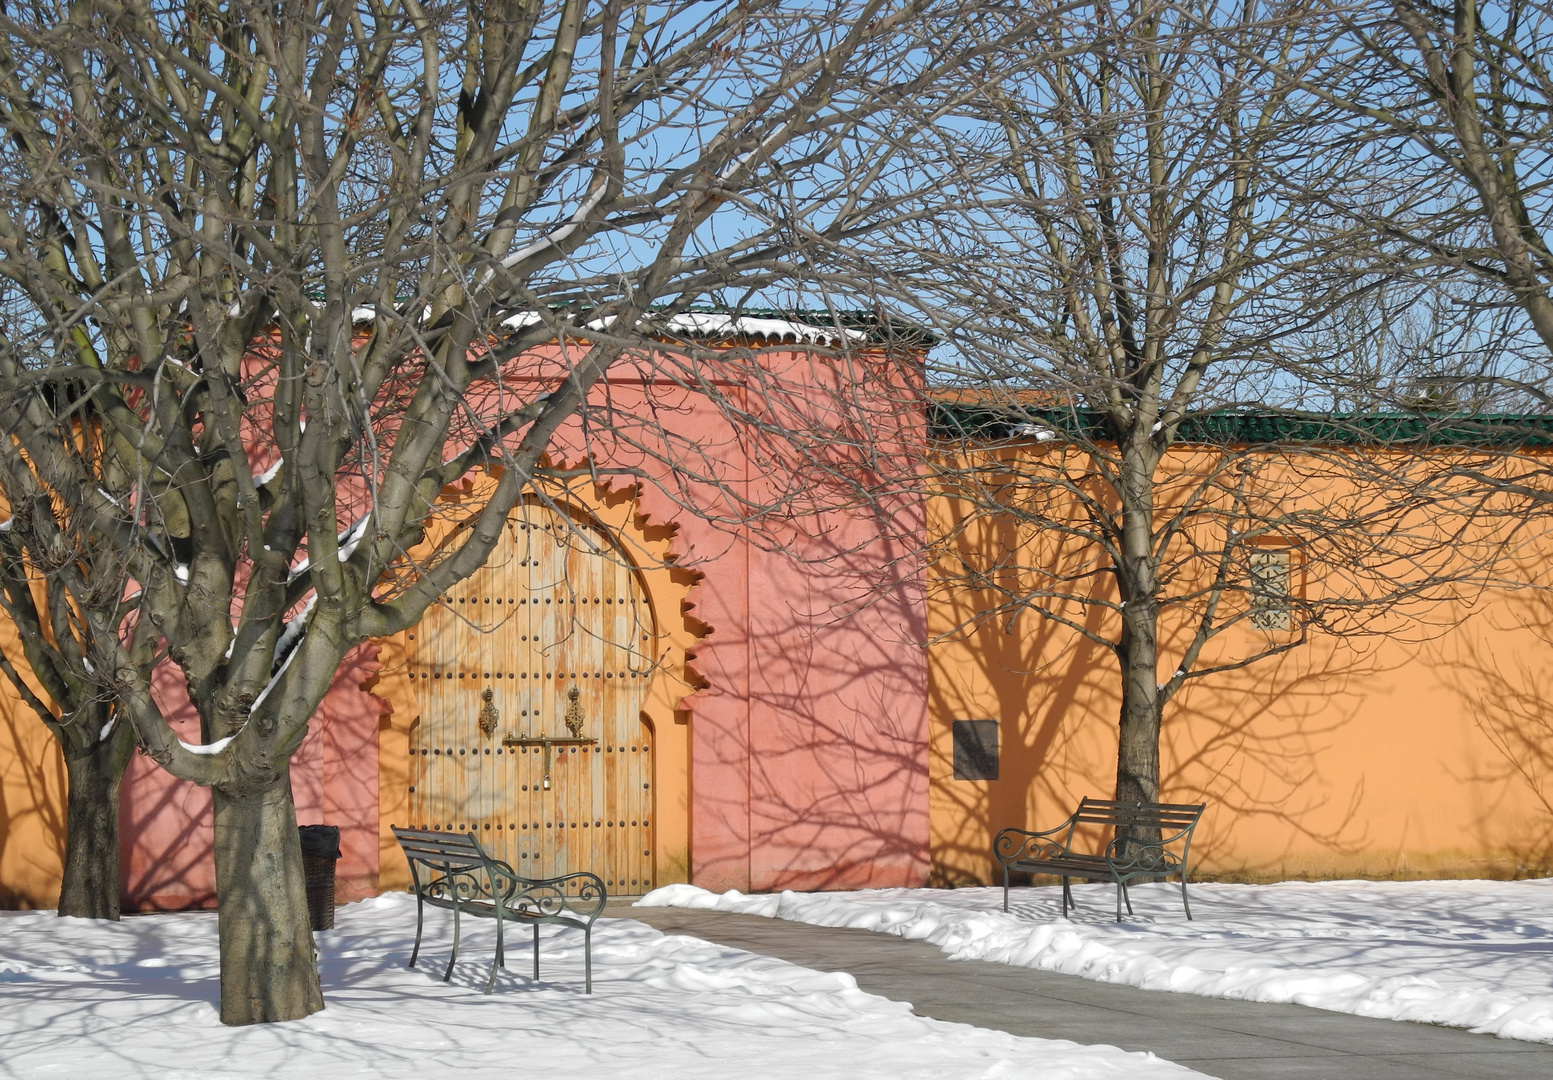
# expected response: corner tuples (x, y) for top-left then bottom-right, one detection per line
(0, 893), (1201, 1080)
(639, 878), (1553, 1043)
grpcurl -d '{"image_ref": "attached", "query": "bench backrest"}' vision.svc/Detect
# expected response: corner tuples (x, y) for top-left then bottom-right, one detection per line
(1074, 797), (1205, 833)
(392, 826), (488, 873)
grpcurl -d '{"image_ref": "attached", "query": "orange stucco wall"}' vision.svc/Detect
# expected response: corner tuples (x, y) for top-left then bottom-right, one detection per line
(10, 404), (1553, 907)
(926, 444), (1553, 886)
(0, 610), (64, 908)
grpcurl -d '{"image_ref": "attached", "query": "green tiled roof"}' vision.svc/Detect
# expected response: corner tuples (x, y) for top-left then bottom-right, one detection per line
(930, 404), (1553, 448)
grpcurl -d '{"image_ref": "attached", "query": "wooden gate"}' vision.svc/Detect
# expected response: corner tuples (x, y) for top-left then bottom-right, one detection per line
(405, 502), (656, 893)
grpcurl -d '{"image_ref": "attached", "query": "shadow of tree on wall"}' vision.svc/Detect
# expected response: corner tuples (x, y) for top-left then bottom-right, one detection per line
(927, 579), (1107, 888)
(925, 513), (1401, 886)
(0, 697), (65, 908)
(684, 525), (931, 893)
(1162, 650), (1378, 879)
(119, 756), (217, 911)
(747, 606), (929, 892)
(117, 662), (218, 911)
(928, 631), (1390, 886)
(1437, 589), (1553, 878)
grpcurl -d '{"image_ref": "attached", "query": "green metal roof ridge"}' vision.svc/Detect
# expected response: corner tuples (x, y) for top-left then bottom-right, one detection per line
(929, 404), (1553, 448)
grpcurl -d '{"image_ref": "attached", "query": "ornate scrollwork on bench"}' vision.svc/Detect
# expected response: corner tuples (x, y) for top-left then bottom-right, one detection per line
(1104, 837), (1183, 877)
(419, 867), (490, 906)
(994, 832), (1070, 866)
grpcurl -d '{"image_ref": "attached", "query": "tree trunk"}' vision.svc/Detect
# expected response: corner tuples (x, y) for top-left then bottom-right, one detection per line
(57, 721), (134, 920)
(1115, 441), (1163, 818)
(1115, 601), (1162, 807)
(212, 769), (323, 1026)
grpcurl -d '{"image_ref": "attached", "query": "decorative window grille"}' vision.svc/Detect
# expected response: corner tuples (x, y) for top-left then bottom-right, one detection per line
(1248, 550), (1292, 631)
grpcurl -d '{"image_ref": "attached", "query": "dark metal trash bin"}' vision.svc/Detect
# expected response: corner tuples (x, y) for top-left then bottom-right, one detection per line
(298, 825), (341, 931)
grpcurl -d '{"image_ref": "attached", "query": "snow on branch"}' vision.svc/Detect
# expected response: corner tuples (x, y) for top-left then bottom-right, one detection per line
(287, 515), (373, 583)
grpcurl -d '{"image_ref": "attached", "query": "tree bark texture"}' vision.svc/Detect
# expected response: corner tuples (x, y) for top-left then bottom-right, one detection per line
(1116, 601), (1163, 809)
(212, 771), (322, 1026)
(1115, 447), (1163, 816)
(57, 721), (134, 920)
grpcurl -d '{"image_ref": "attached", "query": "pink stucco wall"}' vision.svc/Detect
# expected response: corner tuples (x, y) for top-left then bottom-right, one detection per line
(115, 339), (930, 906)
(695, 523), (929, 891)
(658, 502), (932, 892)
(546, 345), (930, 891)
(120, 646), (387, 910)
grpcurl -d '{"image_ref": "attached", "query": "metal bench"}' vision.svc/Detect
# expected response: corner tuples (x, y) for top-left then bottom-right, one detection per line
(993, 797), (1206, 921)
(391, 826), (606, 993)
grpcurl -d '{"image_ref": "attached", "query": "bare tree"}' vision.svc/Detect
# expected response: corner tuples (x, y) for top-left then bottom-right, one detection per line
(834, 0), (1539, 817)
(1265, 0), (1553, 511)
(1305, 0), (1553, 360)
(0, 379), (140, 918)
(0, 0), (987, 1023)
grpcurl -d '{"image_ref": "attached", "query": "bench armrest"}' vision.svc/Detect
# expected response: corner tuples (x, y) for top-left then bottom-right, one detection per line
(488, 864), (607, 924)
(994, 814), (1078, 866)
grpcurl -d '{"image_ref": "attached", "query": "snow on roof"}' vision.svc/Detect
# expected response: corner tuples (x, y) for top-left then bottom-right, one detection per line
(354, 306), (892, 347)
(501, 308), (867, 345)
(658, 311), (867, 346)
(499, 311), (545, 330)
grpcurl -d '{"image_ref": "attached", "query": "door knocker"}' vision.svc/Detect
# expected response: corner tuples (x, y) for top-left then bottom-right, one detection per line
(564, 684), (586, 738)
(478, 687), (500, 737)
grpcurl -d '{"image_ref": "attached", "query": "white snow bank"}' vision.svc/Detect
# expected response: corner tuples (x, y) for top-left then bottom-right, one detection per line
(638, 879), (1553, 1044)
(0, 892), (1200, 1080)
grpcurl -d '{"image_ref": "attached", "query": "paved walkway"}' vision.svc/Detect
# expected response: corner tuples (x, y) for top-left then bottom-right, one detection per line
(605, 901), (1553, 1080)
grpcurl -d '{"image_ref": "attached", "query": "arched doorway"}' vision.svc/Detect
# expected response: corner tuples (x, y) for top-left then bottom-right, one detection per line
(404, 501), (657, 893)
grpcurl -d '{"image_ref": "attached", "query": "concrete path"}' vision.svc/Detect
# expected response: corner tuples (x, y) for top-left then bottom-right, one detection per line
(605, 901), (1553, 1080)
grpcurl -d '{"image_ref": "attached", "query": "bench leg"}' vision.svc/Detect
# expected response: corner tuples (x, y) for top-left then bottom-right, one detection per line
(533, 923), (540, 981)
(1180, 875), (1193, 921)
(1061, 876), (1073, 918)
(1002, 865), (1010, 913)
(1119, 880), (1134, 919)
(409, 893), (424, 969)
(444, 901), (459, 982)
(444, 898), (461, 983)
(584, 925), (593, 995)
(487, 912), (503, 995)
(1115, 881), (1123, 922)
